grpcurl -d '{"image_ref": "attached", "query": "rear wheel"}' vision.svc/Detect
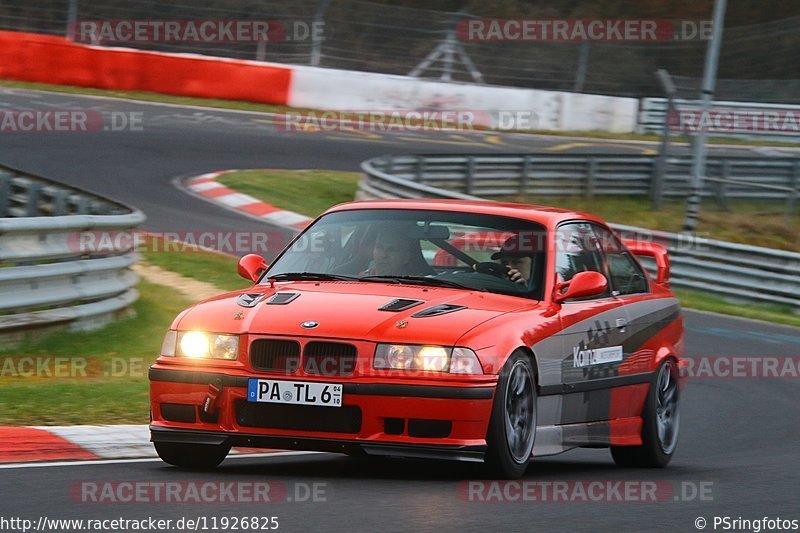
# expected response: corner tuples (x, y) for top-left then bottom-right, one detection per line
(485, 352), (536, 479)
(154, 442), (230, 469)
(611, 358), (680, 468)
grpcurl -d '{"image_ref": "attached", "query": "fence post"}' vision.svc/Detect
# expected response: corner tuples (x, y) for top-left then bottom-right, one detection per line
(519, 155), (531, 196)
(465, 156), (476, 195)
(652, 70), (677, 211)
(586, 157), (597, 198)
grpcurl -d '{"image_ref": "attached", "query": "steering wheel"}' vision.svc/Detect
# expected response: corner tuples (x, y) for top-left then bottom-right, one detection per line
(474, 262), (508, 278)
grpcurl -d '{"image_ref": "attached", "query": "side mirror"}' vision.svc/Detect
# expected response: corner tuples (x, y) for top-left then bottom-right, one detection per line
(623, 240), (670, 287)
(554, 271), (608, 303)
(237, 254), (267, 282)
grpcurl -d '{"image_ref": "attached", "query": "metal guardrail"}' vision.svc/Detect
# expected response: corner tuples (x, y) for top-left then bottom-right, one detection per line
(360, 154), (800, 310)
(361, 153), (800, 204)
(0, 164), (145, 337)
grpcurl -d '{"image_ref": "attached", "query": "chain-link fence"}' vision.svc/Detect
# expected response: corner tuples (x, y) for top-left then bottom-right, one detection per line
(1, 0), (799, 100)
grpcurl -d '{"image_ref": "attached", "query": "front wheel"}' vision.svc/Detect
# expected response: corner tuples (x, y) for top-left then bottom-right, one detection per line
(611, 358), (680, 468)
(485, 352), (537, 479)
(154, 442), (230, 469)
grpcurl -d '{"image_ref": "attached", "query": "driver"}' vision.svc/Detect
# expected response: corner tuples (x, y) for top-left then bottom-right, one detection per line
(491, 234), (534, 285)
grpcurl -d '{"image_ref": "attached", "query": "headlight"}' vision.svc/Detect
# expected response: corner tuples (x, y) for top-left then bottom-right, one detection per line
(373, 344), (482, 374)
(169, 331), (239, 360)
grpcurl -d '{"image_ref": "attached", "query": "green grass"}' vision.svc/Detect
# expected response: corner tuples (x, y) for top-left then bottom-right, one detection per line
(141, 235), (246, 291)
(497, 194), (800, 252)
(0, 280), (193, 425)
(3, 79), (799, 147)
(217, 169), (360, 218)
(675, 290), (800, 328)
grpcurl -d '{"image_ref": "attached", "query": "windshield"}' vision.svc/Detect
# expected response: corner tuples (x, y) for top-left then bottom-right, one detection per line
(264, 209), (547, 299)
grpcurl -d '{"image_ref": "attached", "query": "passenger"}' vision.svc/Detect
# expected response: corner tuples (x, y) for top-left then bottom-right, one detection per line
(362, 225), (430, 276)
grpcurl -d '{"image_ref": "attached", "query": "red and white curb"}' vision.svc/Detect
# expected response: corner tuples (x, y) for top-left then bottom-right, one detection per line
(0, 425), (270, 464)
(183, 170), (313, 231)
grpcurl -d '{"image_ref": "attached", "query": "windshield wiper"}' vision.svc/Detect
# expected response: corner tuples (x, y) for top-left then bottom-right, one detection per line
(269, 272), (484, 292)
(268, 272), (361, 282)
(361, 275), (485, 292)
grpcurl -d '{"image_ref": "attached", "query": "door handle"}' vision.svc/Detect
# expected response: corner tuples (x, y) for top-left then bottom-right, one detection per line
(616, 318), (627, 332)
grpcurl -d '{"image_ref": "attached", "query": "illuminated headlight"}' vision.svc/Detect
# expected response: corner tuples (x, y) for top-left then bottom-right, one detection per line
(373, 344), (482, 374)
(163, 331), (240, 360)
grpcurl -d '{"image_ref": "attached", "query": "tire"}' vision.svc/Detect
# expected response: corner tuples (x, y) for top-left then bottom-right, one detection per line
(485, 351), (537, 479)
(154, 442), (230, 469)
(611, 358), (680, 468)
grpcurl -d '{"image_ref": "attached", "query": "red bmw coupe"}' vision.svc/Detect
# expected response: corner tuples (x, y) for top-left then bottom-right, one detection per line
(150, 199), (685, 478)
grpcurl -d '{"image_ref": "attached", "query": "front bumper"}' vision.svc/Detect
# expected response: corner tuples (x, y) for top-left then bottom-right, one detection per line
(150, 426), (488, 462)
(149, 365), (496, 460)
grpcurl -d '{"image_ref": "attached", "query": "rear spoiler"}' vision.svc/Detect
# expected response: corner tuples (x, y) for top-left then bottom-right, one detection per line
(622, 240), (670, 287)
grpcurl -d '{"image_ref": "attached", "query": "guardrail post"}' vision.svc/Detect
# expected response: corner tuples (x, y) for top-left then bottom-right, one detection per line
(0, 173), (10, 217)
(415, 156), (425, 183)
(51, 189), (69, 216)
(788, 160), (800, 220)
(715, 160), (730, 211)
(519, 155), (531, 195)
(586, 157), (597, 198)
(25, 182), (42, 217)
(72, 194), (90, 214)
(465, 156), (476, 195)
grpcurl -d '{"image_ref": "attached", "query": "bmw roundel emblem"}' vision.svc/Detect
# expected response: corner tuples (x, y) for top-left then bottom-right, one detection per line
(301, 321), (319, 329)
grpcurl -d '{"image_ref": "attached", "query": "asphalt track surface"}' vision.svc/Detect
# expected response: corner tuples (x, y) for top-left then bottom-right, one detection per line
(1, 88), (799, 532)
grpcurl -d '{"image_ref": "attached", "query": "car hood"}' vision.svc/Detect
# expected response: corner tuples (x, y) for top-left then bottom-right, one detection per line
(174, 281), (537, 345)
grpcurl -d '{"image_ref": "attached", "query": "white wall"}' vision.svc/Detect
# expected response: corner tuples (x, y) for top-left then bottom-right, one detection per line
(286, 64), (638, 133)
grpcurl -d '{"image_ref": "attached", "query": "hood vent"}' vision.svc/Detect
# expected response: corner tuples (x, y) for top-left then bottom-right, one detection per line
(379, 298), (425, 312)
(411, 304), (467, 317)
(237, 293), (266, 308)
(266, 292), (300, 305)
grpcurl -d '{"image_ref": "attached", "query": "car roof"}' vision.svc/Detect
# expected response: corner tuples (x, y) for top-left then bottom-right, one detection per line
(324, 198), (605, 227)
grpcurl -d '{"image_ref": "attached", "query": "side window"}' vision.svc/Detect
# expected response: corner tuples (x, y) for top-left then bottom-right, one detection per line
(554, 223), (609, 297)
(592, 226), (649, 296)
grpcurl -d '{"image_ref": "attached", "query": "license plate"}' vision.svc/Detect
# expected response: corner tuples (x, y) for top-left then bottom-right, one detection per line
(247, 378), (343, 408)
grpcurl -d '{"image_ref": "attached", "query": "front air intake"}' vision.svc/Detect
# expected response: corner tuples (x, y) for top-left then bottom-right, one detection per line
(266, 292), (299, 305)
(411, 304), (467, 318)
(378, 298), (425, 312)
(237, 293), (266, 307)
